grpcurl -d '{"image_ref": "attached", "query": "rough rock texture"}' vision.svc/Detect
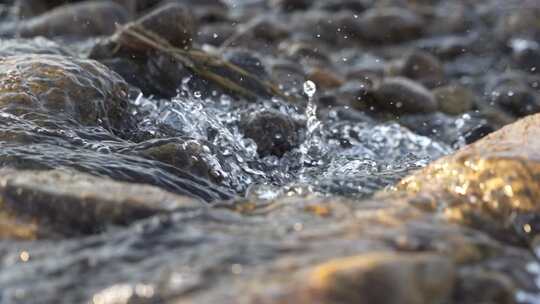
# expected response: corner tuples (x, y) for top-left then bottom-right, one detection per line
(0, 169), (202, 238)
(0, 54), (133, 134)
(398, 113), (540, 245)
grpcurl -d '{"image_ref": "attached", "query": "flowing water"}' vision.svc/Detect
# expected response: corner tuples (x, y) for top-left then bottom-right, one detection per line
(0, 74), (457, 303)
(131, 77), (451, 199)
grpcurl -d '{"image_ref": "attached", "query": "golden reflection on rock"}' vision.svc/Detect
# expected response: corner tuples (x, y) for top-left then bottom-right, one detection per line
(398, 113), (540, 244)
(0, 210), (37, 240)
(297, 252), (455, 304)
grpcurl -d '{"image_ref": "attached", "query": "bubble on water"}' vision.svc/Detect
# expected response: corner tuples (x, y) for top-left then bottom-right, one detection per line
(303, 80), (316, 99)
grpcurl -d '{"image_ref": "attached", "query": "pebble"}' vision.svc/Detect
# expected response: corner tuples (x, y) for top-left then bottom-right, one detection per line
(433, 84), (475, 115)
(373, 77), (437, 114)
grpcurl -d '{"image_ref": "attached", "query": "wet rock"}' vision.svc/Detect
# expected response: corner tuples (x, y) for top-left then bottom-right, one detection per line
(355, 8), (425, 44)
(301, 252), (455, 304)
(133, 138), (223, 184)
(373, 77), (437, 114)
(143, 52), (193, 97)
(398, 113), (540, 244)
(0, 54), (134, 135)
(134, 2), (195, 49)
(0, 168), (202, 237)
(488, 74), (540, 117)
(241, 110), (298, 157)
(0, 210), (38, 240)
(434, 84), (475, 115)
(17, 1), (129, 38)
(307, 68), (345, 90)
(400, 50), (445, 88)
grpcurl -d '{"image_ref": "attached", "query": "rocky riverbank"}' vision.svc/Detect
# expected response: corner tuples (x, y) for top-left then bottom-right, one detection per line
(0, 0), (539, 303)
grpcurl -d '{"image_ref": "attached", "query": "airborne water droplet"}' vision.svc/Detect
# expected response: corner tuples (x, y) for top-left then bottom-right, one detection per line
(303, 80), (316, 99)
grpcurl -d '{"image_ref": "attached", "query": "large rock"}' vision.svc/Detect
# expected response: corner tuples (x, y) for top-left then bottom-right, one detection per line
(398, 113), (540, 244)
(0, 169), (202, 238)
(0, 54), (134, 134)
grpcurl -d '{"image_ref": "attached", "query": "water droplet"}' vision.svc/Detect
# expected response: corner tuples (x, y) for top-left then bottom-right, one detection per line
(303, 80), (317, 99)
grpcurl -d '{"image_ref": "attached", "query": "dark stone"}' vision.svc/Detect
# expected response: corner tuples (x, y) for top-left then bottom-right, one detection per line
(241, 110), (298, 157)
(373, 77), (437, 114)
(401, 50), (445, 88)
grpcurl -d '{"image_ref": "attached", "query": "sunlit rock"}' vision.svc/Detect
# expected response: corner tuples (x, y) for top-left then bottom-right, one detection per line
(398, 113), (540, 245)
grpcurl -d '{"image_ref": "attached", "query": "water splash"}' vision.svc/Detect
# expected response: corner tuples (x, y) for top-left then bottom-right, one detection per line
(128, 76), (452, 199)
